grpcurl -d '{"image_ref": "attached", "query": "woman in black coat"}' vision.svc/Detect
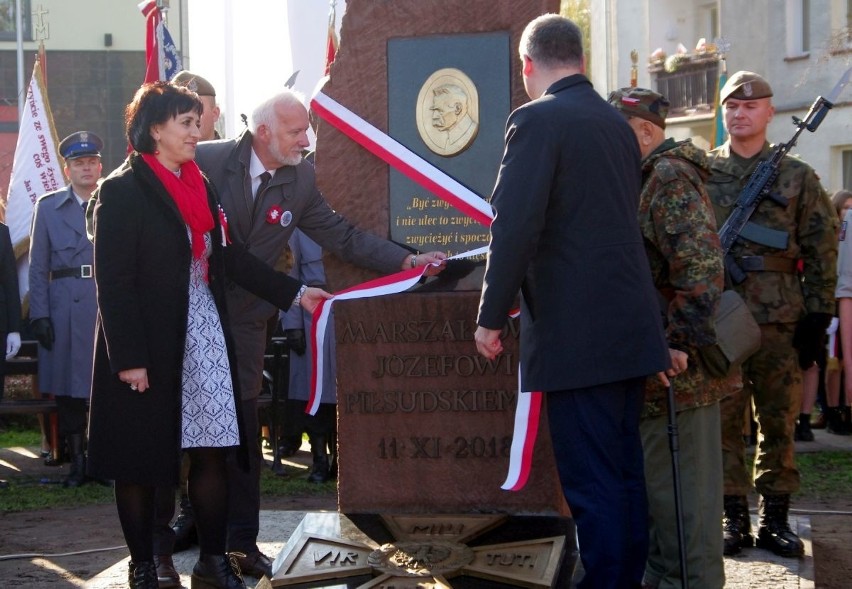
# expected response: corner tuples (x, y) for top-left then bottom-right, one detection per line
(87, 82), (327, 589)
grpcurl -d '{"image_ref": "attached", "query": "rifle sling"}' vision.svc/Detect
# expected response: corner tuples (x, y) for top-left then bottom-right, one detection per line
(739, 221), (789, 250)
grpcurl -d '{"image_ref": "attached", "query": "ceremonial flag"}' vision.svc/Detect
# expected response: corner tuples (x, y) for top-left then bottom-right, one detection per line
(138, 0), (183, 83)
(711, 58), (728, 148)
(324, 1), (339, 75)
(4, 60), (63, 299)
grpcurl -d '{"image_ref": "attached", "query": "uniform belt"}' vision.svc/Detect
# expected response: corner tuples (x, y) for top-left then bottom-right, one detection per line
(736, 256), (798, 273)
(50, 265), (93, 280)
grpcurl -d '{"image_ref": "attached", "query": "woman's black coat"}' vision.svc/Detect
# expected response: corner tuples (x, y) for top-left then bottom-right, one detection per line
(87, 153), (300, 486)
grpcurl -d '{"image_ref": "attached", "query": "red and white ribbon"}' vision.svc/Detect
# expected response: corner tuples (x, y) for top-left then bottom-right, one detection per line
(310, 82), (493, 228)
(307, 248), (487, 416)
(309, 85), (540, 491)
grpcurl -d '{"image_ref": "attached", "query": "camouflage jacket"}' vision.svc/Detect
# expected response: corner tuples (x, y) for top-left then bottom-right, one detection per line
(639, 138), (732, 417)
(707, 141), (837, 324)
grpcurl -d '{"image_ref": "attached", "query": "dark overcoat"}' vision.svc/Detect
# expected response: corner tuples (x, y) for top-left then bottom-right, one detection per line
(477, 75), (669, 392)
(86, 153), (299, 486)
(28, 186), (97, 398)
(0, 223), (21, 335)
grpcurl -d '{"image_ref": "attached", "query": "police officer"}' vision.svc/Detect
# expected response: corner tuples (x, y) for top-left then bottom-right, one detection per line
(29, 131), (103, 488)
(707, 72), (837, 558)
(610, 87), (730, 587)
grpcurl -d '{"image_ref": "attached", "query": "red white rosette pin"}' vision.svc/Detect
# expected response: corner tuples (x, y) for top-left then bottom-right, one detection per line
(266, 205), (283, 224)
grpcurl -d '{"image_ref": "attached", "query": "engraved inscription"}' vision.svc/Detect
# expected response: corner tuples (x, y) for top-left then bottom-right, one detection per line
(343, 390), (516, 414)
(377, 436), (512, 460)
(313, 549), (360, 566)
(485, 552), (539, 568)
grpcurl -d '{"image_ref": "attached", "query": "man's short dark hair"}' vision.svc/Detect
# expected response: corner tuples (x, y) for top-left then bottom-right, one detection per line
(520, 14), (583, 70)
(125, 81), (203, 153)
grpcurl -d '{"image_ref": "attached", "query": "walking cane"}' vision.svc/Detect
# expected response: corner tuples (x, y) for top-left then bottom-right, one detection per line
(666, 381), (689, 588)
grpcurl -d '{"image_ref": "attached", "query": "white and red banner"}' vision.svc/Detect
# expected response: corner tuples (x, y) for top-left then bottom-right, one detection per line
(4, 60), (62, 300)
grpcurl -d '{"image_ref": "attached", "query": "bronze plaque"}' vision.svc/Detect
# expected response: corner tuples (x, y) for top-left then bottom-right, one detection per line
(335, 293), (566, 515)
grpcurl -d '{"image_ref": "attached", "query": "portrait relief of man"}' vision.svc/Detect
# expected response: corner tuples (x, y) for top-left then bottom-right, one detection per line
(417, 68), (479, 156)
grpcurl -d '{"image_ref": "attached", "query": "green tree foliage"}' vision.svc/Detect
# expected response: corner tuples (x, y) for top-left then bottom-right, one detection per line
(561, 0), (592, 73)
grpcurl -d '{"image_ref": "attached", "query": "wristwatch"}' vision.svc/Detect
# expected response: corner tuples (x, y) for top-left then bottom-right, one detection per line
(293, 284), (308, 309)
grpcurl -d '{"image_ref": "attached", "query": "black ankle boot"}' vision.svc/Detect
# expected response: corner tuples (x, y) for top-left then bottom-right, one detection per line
(756, 494), (804, 557)
(128, 560), (158, 589)
(64, 434), (87, 488)
(172, 495), (198, 552)
(794, 413), (814, 442)
(191, 553), (246, 589)
(307, 434), (330, 484)
(723, 494), (753, 555)
(826, 407), (850, 435)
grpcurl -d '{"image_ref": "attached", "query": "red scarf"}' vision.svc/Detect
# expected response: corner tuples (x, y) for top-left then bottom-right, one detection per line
(141, 153), (214, 262)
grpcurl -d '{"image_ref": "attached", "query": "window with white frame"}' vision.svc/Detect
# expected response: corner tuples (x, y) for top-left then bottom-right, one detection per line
(785, 0), (810, 57)
(843, 149), (852, 190)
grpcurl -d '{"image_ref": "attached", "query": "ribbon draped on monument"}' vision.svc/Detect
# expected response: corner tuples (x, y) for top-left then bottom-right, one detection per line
(308, 84), (541, 491)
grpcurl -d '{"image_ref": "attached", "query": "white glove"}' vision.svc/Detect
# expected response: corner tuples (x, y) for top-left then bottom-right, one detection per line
(6, 331), (20, 359)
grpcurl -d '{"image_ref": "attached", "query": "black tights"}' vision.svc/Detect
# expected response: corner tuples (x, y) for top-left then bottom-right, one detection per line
(115, 447), (230, 562)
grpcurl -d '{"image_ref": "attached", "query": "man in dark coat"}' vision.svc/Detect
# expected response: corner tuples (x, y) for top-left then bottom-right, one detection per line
(29, 131), (102, 487)
(192, 89), (446, 577)
(0, 221), (21, 402)
(474, 15), (669, 589)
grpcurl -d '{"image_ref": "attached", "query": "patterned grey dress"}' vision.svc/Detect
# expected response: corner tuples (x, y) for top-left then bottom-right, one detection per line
(180, 231), (240, 448)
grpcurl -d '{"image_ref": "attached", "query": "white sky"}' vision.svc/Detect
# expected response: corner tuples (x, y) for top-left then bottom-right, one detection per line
(185, 0), (345, 140)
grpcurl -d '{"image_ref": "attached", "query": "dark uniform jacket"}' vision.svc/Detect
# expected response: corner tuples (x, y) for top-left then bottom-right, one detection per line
(86, 153), (299, 485)
(477, 74), (669, 392)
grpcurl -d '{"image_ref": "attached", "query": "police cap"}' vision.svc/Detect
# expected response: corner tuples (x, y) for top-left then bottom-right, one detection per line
(171, 70), (216, 97)
(607, 87), (670, 129)
(58, 131), (103, 161)
(720, 71), (773, 103)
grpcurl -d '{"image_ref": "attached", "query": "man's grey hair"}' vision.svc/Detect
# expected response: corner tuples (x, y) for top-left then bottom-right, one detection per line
(519, 14), (583, 70)
(249, 89), (306, 133)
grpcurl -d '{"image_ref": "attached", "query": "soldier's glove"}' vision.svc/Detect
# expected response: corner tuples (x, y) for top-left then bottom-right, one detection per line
(793, 312), (833, 369)
(285, 329), (307, 356)
(31, 317), (55, 351)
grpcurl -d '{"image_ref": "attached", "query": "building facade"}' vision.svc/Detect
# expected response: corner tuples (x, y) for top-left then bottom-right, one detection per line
(0, 0), (189, 198)
(590, 0), (852, 193)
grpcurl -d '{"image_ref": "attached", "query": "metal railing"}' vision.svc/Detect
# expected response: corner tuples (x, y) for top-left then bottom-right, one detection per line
(650, 55), (722, 117)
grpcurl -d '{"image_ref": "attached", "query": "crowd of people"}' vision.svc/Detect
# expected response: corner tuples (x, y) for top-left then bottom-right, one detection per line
(1, 10), (849, 589)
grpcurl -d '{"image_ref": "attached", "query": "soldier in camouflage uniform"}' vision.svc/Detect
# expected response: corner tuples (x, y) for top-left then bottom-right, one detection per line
(611, 87), (730, 588)
(707, 71), (837, 558)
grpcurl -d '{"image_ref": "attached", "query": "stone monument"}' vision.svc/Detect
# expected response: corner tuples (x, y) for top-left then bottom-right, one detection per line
(266, 1), (577, 587)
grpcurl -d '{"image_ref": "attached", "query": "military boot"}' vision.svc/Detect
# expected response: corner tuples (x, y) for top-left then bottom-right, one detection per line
(172, 495), (198, 552)
(756, 494), (804, 557)
(723, 494), (753, 555)
(794, 413), (814, 442)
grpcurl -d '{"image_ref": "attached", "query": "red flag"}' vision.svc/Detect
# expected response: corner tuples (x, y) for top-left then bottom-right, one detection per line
(138, 0), (183, 83)
(324, 3), (339, 75)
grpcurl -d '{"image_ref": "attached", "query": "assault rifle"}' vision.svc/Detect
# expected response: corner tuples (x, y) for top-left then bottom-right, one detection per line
(718, 67), (852, 284)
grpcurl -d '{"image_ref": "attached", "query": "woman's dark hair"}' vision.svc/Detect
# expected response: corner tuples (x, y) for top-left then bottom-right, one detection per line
(125, 81), (203, 153)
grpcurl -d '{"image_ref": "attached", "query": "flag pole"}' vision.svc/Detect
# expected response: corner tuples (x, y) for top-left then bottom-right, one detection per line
(15, 0), (24, 121)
